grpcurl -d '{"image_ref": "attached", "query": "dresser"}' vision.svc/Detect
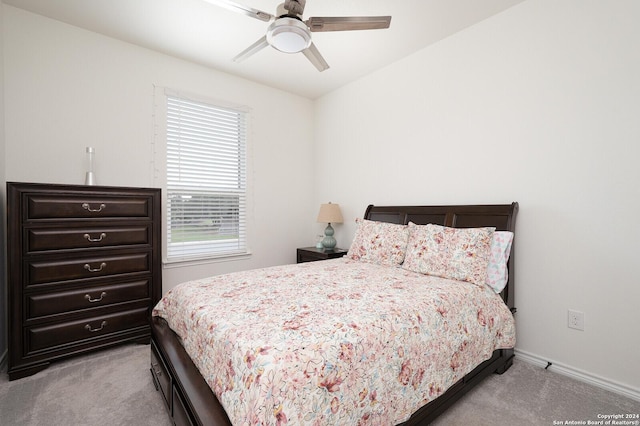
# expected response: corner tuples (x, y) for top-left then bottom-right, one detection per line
(7, 182), (162, 380)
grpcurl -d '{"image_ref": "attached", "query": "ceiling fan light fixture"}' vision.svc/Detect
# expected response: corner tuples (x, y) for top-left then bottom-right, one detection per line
(267, 18), (311, 53)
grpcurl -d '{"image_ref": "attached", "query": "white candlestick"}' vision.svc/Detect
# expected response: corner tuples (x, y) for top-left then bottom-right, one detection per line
(85, 147), (96, 185)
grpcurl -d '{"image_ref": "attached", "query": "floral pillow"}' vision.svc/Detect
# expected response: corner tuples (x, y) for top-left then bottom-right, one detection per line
(403, 223), (495, 286)
(485, 231), (514, 293)
(347, 218), (410, 266)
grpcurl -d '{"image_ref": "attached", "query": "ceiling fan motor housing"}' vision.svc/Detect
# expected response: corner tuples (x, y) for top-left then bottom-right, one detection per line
(284, 0), (306, 16)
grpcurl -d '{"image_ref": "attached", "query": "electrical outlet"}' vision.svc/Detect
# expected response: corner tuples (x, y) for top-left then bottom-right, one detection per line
(568, 310), (585, 331)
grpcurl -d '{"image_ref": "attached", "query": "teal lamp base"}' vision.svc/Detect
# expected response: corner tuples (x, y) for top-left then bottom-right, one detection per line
(321, 223), (337, 249)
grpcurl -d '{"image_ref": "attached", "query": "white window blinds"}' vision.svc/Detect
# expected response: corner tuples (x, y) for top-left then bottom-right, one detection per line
(166, 94), (248, 261)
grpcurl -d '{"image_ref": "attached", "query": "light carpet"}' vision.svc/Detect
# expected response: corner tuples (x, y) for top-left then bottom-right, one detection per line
(0, 344), (171, 426)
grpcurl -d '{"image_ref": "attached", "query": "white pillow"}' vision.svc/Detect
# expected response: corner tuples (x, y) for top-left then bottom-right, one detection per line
(485, 231), (514, 293)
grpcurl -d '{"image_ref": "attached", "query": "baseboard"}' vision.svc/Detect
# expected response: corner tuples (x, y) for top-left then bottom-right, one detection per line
(515, 349), (640, 402)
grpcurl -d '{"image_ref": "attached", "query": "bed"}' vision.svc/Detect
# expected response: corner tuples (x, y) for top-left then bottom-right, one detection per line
(150, 202), (518, 425)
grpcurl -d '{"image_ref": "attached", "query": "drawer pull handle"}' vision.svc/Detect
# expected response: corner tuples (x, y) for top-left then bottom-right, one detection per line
(84, 262), (107, 273)
(151, 362), (162, 377)
(150, 369), (160, 391)
(85, 320), (107, 333)
(85, 292), (107, 303)
(84, 232), (107, 242)
(82, 202), (106, 213)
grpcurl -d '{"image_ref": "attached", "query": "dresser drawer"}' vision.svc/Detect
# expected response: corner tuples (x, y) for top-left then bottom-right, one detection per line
(26, 279), (150, 319)
(27, 253), (151, 286)
(173, 385), (196, 426)
(27, 226), (151, 253)
(26, 307), (149, 353)
(27, 194), (152, 220)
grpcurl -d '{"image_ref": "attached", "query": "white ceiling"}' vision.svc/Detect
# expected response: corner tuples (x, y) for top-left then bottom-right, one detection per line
(3, 0), (524, 99)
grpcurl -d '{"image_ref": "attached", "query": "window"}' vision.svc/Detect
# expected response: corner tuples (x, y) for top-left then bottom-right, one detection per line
(164, 93), (248, 262)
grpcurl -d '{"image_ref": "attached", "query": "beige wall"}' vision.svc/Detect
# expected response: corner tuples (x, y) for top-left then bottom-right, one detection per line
(0, 0), (7, 363)
(314, 0), (640, 397)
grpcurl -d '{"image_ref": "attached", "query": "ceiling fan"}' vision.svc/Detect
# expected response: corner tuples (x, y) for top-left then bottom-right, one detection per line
(203, 0), (391, 71)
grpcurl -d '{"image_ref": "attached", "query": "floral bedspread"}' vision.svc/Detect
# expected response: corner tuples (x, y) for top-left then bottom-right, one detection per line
(153, 258), (515, 425)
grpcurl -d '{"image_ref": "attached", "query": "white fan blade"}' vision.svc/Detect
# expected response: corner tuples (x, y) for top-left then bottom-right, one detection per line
(302, 42), (330, 72)
(202, 0), (273, 22)
(233, 36), (269, 62)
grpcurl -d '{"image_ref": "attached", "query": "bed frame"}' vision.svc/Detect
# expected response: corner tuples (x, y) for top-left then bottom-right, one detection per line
(150, 202), (518, 426)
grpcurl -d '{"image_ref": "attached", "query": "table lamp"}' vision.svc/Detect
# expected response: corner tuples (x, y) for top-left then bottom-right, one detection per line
(316, 202), (343, 249)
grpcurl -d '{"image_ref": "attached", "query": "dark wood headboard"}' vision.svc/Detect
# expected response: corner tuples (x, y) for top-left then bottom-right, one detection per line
(364, 203), (519, 310)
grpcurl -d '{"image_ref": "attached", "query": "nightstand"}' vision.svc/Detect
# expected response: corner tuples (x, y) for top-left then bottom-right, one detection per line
(296, 247), (348, 263)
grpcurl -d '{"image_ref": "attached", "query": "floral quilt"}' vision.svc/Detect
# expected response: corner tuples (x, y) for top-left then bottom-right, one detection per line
(153, 258), (515, 425)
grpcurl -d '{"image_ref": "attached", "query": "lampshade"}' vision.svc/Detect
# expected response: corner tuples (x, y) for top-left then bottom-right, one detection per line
(317, 203), (343, 224)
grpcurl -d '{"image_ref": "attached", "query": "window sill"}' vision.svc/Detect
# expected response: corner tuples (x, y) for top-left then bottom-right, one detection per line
(162, 251), (252, 269)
